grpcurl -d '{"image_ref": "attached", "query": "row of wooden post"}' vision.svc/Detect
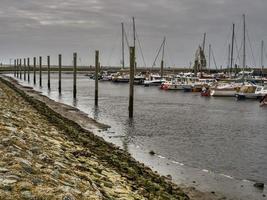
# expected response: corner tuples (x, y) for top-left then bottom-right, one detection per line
(13, 48), (135, 118)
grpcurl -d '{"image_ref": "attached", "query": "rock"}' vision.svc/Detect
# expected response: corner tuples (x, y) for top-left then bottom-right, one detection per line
(1, 138), (11, 146)
(62, 194), (76, 200)
(0, 167), (9, 173)
(51, 169), (60, 178)
(149, 150), (155, 156)
(16, 158), (31, 167)
(21, 190), (34, 199)
(32, 178), (43, 186)
(254, 182), (264, 189)
(18, 181), (32, 191)
(54, 161), (66, 169)
(5, 175), (20, 180)
(0, 184), (12, 191)
(30, 146), (41, 155)
(5, 126), (17, 133)
(166, 174), (172, 180)
(38, 153), (54, 165)
(2, 179), (17, 184)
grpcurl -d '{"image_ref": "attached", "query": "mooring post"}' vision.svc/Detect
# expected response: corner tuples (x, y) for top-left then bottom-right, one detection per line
(17, 59), (20, 78)
(129, 46), (135, 118)
(14, 59), (16, 77)
(73, 52), (77, 99)
(19, 59), (22, 79)
(33, 57), (36, 85)
(39, 56), (42, 87)
(23, 58), (26, 81)
(58, 54), (62, 93)
(27, 57), (30, 82)
(95, 50), (99, 106)
(15, 59), (17, 77)
(47, 56), (51, 90)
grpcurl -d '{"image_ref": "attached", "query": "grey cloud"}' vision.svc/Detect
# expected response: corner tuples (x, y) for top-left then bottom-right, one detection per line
(0, 0), (267, 68)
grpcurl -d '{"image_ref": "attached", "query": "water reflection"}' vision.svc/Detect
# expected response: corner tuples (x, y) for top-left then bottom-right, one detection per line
(93, 106), (99, 121)
(122, 118), (135, 152)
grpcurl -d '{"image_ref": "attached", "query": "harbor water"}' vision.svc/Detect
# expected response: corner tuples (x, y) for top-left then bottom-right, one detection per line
(11, 73), (267, 199)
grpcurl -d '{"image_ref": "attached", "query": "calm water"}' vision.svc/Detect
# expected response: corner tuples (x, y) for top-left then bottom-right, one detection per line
(11, 73), (267, 198)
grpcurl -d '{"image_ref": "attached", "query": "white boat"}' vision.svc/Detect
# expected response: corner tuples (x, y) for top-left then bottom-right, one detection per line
(164, 82), (184, 90)
(144, 79), (165, 86)
(236, 84), (267, 100)
(144, 75), (165, 86)
(210, 83), (241, 97)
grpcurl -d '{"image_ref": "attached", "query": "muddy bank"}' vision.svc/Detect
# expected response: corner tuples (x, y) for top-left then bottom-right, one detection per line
(0, 77), (192, 199)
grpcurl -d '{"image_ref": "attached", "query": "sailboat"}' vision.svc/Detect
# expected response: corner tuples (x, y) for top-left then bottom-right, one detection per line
(235, 40), (267, 99)
(211, 15), (246, 97)
(145, 37), (166, 87)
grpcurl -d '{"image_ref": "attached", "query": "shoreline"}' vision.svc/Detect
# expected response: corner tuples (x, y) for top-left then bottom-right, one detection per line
(1, 75), (265, 199)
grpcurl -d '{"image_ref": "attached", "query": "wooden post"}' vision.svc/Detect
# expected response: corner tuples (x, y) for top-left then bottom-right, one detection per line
(27, 57), (30, 82)
(15, 59), (17, 77)
(33, 57), (36, 84)
(73, 52), (77, 99)
(58, 54), (62, 93)
(129, 47), (135, 118)
(47, 56), (51, 90)
(17, 59), (20, 77)
(24, 58), (26, 81)
(14, 59), (16, 77)
(39, 56), (42, 87)
(95, 50), (99, 106)
(19, 59), (22, 79)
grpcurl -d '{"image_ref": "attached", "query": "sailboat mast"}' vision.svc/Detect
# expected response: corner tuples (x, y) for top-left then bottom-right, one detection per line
(242, 14), (246, 77)
(208, 44), (211, 73)
(227, 44), (231, 76)
(160, 37), (166, 77)
(132, 17), (136, 70)
(230, 23), (235, 77)
(133, 17), (136, 50)
(261, 40), (264, 83)
(121, 22), (125, 69)
(161, 37), (166, 62)
(202, 33), (206, 52)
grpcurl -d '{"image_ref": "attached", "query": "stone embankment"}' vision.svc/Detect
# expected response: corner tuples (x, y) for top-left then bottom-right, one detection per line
(0, 77), (190, 200)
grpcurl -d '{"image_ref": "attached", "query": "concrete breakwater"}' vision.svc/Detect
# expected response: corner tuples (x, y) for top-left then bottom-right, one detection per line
(0, 76), (192, 199)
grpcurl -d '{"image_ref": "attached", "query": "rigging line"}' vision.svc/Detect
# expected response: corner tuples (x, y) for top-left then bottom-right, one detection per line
(136, 32), (147, 68)
(165, 41), (174, 67)
(263, 43), (267, 60)
(211, 47), (218, 70)
(232, 16), (243, 66)
(124, 28), (130, 49)
(221, 26), (233, 67)
(152, 39), (164, 68)
(246, 28), (257, 67)
(235, 39), (243, 66)
(107, 28), (121, 66)
(234, 34), (241, 65)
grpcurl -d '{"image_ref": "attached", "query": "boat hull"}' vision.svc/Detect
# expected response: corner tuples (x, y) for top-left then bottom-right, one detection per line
(210, 89), (236, 97)
(236, 93), (263, 100)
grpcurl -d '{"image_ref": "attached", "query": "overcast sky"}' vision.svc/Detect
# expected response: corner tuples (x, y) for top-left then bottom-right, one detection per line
(1, 0), (267, 68)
